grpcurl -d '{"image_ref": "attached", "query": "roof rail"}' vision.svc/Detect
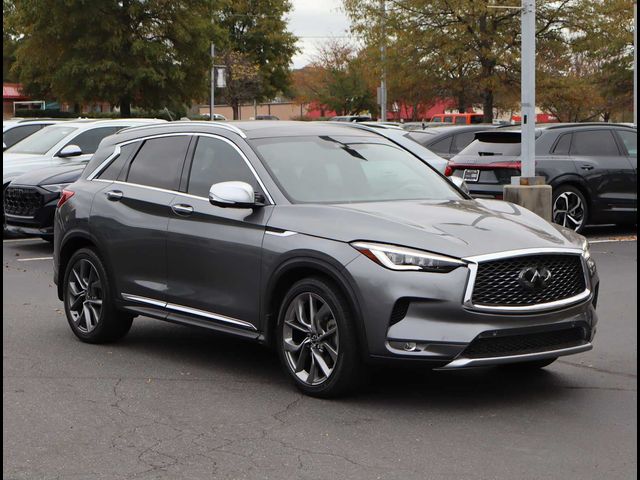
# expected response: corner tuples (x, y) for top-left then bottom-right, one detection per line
(117, 120), (247, 138)
(545, 122), (636, 129)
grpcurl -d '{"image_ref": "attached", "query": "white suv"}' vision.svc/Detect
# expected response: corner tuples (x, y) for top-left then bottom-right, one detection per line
(3, 119), (71, 150)
(3, 118), (166, 188)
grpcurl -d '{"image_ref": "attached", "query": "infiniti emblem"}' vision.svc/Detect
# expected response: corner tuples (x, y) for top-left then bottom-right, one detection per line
(518, 266), (552, 292)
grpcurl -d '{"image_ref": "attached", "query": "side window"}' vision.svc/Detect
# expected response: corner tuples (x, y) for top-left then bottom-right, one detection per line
(552, 133), (572, 155)
(65, 127), (122, 154)
(617, 130), (637, 157)
(3, 124), (45, 148)
(428, 135), (453, 154)
(451, 132), (476, 153)
(187, 137), (259, 198)
(443, 116), (453, 123)
(98, 143), (140, 180)
(570, 130), (620, 156)
(126, 136), (190, 190)
(454, 116), (467, 124)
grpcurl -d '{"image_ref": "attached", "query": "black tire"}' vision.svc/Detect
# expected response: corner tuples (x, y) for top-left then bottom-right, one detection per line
(63, 247), (133, 343)
(502, 357), (557, 370)
(276, 276), (367, 398)
(552, 185), (589, 233)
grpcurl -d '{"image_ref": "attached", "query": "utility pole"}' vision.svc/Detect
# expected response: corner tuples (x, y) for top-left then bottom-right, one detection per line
(210, 43), (215, 120)
(520, 0), (535, 178)
(634, 0), (637, 126)
(501, 0), (552, 221)
(379, 0), (387, 121)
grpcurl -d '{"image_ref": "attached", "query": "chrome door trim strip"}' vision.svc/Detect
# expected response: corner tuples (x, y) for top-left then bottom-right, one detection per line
(121, 293), (167, 308)
(87, 132), (274, 205)
(121, 293), (257, 331)
(436, 342), (592, 369)
(461, 248), (591, 313)
(165, 303), (257, 331)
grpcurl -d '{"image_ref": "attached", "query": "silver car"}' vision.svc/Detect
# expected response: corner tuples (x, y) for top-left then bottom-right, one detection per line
(53, 121), (599, 397)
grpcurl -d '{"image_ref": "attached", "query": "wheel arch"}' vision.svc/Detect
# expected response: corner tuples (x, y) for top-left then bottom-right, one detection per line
(57, 230), (109, 300)
(262, 254), (368, 359)
(549, 175), (593, 214)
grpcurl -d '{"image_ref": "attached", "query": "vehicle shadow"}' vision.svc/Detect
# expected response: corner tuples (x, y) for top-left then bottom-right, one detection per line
(116, 318), (574, 410)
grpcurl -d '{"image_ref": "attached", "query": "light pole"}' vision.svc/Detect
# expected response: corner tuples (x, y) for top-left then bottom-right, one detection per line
(210, 43), (215, 120)
(500, 0), (552, 221)
(634, 0), (637, 126)
(379, 0), (387, 121)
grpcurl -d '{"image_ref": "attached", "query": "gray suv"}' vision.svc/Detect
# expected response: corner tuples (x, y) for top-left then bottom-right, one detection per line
(53, 121), (599, 397)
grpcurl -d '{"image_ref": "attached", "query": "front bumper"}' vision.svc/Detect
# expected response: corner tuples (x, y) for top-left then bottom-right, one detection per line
(4, 187), (58, 238)
(344, 253), (599, 368)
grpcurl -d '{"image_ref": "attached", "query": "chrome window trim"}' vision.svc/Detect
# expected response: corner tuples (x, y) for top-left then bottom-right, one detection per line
(121, 293), (257, 331)
(461, 247), (591, 313)
(86, 132), (274, 205)
(265, 230), (298, 237)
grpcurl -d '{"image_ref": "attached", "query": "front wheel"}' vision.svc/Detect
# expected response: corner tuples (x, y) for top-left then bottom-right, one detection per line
(276, 277), (366, 398)
(552, 185), (588, 233)
(63, 247), (133, 343)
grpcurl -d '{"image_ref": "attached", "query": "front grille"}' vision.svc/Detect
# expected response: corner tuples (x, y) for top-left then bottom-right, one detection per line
(4, 186), (43, 217)
(472, 254), (586, 307)
(463, 326), (589, 358)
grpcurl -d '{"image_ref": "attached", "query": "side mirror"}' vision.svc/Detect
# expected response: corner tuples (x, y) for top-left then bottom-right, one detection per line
(209, 181), (258, 208)
(58, 144), (83, 158)
(3, 142), (7, 151)
(449, 175), (470, 195)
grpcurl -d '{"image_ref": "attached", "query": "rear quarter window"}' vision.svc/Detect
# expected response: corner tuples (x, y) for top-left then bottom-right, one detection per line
(570, 130), (620, 156)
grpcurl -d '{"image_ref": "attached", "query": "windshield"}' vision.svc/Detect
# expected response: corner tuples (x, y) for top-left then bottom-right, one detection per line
(251, 135), (462, 204)
(6, 125), (78, 155)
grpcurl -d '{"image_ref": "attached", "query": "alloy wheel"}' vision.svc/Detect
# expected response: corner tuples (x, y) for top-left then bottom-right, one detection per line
(553, 192), (585, 231)
(282, 292), (339, 386)
(67, 258), (103, 333)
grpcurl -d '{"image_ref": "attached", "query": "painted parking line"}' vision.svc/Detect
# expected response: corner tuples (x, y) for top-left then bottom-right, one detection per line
(3, 238), (46, 244)
(589, 237), (637, 244)
(16, 256), (53, 262)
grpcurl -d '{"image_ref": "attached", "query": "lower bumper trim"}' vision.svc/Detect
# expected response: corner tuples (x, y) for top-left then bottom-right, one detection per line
(435, 342), (592, 369)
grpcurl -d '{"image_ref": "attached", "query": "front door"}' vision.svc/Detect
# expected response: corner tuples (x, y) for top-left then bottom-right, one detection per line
(166, 135), (272, 330)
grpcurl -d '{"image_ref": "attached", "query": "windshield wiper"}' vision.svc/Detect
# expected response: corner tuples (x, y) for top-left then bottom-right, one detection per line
(319, 135), (367, 160)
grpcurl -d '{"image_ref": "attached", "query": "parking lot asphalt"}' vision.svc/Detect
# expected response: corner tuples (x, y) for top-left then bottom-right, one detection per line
(3, 229), (637, 480)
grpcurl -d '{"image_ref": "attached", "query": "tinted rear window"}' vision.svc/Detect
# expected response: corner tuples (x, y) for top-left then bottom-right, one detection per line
(3, 124), (46, 148)
(617, 130), (637, 156)
(459, 136), (521, 156)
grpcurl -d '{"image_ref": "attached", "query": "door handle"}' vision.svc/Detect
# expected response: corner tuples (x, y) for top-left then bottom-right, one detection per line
(105, 190), (123, 201)
(171, 204), (194, 216)
(580, 165), (594, 171)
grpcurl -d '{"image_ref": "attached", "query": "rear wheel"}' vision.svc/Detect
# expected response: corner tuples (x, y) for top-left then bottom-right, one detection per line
(553, 185), (588, 233)
(276, 277), (366, 397)
(63, 248), (133, 343)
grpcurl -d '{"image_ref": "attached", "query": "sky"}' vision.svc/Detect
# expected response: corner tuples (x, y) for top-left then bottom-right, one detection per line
(288, 0), (352, 69)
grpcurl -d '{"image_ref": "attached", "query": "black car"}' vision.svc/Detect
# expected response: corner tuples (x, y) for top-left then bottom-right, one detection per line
(3, 164), (84, 239)
(405, 125), (497, 160)
(446, 123), (637, 232)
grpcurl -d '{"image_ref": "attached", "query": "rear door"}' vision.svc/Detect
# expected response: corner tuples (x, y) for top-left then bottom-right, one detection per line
(569, 129), (636, 211)
(165, 134), (272, 331)
(90, 134), (191, 302)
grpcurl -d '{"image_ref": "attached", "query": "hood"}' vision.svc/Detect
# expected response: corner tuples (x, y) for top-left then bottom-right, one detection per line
(3, 154), (84, 185)
(267, 198), (583, 259)
(9, 163), (85, 187)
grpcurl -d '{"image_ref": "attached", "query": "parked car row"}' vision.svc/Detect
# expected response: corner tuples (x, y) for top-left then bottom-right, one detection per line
(3, 118), (166, 238)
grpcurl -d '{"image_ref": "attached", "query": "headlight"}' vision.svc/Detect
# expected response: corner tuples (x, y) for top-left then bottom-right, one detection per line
(582, 239), (597, 276)
(351, 241), (465, 273)
(41, 183), (70, 193)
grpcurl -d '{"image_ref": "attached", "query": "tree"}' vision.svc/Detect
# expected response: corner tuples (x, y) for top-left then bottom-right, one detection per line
(344, 0), (575, 122)
(9, 0), (216, 116)
(215, 0), (298, 119)
(3, 0), (19, 82)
